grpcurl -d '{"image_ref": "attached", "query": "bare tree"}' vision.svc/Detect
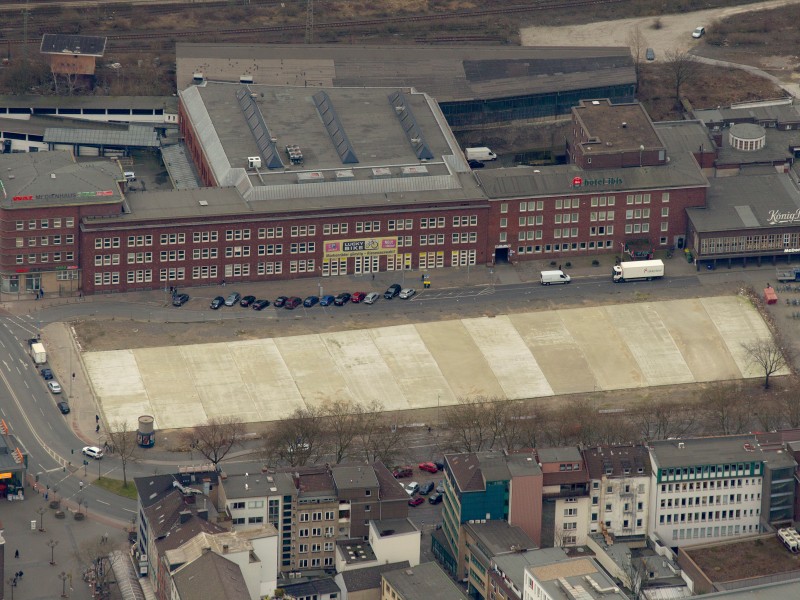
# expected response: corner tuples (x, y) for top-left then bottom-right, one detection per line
(780, 379), (800, 427)
(626, 26), (647, 85)
(742, 338), (788, 389)
(105, 420), (138, 487)
(263, 406), (327, 467)
(76, 538), (123, 598)
(623, 554), (651, 600)
(701, 383), (753, 435)
(180, 416), (246, 468)
(441, 396), (498, 452)
(322, 399), (365, 464)
(663, 49), (700, 108)
(631, 396), (697, 441)
(356, 408), (410, 466)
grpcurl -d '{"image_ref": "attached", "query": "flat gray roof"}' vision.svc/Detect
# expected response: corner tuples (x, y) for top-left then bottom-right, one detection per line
(716, 127), (800, 166)
(478, 122), (708, 200)
(383, 562), (469, 600)
(574, 100), (663, 155)
(530, 557), (627, 599)
(700, 579), (800, 598)
(0, 95), (178, 111)
(693, 101), (800, 127)
(649, 435), (762, 469)
(222, 471), (296, 500)
(465, 521), (536, 557)
(332, 465), (379, 490)
(537, 447), (582, 464)
(373, 518), (418, 537)
(493, 548), (570, 592)
(0, 115), (130, 137)
(44, 125), (159, 147)
(176, 43), (635, 101)
(687, 169), (800, 233)
(0, 151), (123, 210)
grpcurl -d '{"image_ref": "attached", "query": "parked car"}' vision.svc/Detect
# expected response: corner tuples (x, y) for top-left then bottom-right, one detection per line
(436, 482), (445, 494)
(334, 292), (351, 306)
(363, 292), (380, 305)
(172, 293), (190, 307)
(224, 292), (241, 306)
(384, 284), (402, 299)
(418, 462), (438, 474)
(274, 296), (288, 308)
(645, 47), (655, 61)
(468, 159), (485, 169)
(419, 481), (435, 495)
(240, 295), (256, 307)
(409, 496), (425, 507)
(252, 299), (270, 310)
(210, 296), (225, 309)
(692, 26), (705, 38)
(320, 295), (335, 306)
(404, 481), (419, 495)
(393, 467), (413, 478)
(285, 297), (302, 309)
(47, 381), (62, 394)
(82, 446), (104, 459)
(57, 401), (70, 414)
(351, 291), (366, 303)
(428, 493), (443, 505)
(303, 295), (319, 307)
(399, 288), (416, 299)
(41, 368), (53, 380)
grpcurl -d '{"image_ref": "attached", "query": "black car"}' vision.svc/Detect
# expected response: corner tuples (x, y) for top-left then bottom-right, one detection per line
(428, 493), (443, 505)
(468, 159), (485, 169)
(285, 297), (302, 309)
(334, 292), (351, 306)
(303, 295), (319, 307)
(172, 293), (190, 307)
(57, 401), (70, 414)
(240, 295), (256, 307)
(384, 284), (402, 299)
(252, 299), (270, 310)
(41, 367), (54, 380)
(274, 296), (288, 308)
(210, 296), (225, 309)
(419, 481), (435, 495)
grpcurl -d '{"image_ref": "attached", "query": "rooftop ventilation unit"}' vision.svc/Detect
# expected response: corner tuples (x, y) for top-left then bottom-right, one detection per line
(388, 91), (434, 161)
(248, 156), (262, 169)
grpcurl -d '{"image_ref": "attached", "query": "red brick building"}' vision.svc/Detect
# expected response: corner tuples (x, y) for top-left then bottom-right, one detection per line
(1, 91), (719, 297)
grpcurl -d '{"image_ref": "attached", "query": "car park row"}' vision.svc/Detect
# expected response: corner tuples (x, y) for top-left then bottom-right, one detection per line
(197, 284), (417, 310)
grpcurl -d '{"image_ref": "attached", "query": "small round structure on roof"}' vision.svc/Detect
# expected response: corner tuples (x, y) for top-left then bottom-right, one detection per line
(728, 123), (766, 152)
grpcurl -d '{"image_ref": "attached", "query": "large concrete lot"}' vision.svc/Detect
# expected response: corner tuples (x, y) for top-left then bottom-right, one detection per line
(84, 295), (786, 429)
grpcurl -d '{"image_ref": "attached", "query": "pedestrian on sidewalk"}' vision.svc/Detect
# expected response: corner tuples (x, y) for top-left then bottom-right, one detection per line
(95, 414), (99, 423)
(15, 549), (19, 559)
(79, 480), (84, 490)
(95, 424), (100, 433)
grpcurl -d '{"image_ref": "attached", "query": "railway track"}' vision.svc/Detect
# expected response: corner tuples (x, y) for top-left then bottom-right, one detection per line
(2, 0), (626, 44)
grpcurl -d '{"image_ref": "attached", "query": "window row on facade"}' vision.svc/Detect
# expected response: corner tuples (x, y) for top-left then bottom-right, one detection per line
(14, 217), (75, 231)
(700, 233), (800, 254)
(658, 464), (761, 482)
(658, 507), (759, 525)
(15, 234), (75, 247)
(670, 523), (757, 541)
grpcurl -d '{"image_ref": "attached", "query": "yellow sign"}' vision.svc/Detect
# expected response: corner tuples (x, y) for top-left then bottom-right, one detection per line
(324, 237), (398, 259)
(0, 472), (12, 479)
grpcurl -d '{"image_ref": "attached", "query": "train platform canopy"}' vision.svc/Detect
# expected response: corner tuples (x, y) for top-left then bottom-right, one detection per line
(175, 43), (636, 103)
(40, 34), (107, 57)
(43, 124), (160, 148)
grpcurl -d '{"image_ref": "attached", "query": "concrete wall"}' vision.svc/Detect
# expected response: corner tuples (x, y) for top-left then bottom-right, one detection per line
(508, 472), (543, 547)
(369, 522), (420, 567)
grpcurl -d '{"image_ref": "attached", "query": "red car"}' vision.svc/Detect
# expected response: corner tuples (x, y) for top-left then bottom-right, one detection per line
(408, 496), (425, 507)
(351, 291), (366, 303)
(284, 297), (302, 309)
(418, 462), (438, 474)
(393, 467), (412, 478)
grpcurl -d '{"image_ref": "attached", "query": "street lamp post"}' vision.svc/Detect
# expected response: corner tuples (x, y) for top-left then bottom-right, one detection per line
(48, 538), (59, 565)
(59, 571), (69, 598)
(36, 505), (46, 532)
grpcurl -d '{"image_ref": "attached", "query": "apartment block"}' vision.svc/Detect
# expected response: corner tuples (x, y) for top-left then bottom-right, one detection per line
(435, 451), (542, 577)
(535, 448), (590, 547)
(522, 555), (628, 600)
(583, 445), (651, 541)
(647, 436), (765, 548)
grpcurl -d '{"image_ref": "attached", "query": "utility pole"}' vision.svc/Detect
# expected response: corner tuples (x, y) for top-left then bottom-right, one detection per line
(23, 0), (29, 60)
(305, 0), (314, 44)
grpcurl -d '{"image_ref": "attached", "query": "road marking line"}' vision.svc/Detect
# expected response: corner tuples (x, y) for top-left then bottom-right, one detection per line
(97, 499), (110, 506)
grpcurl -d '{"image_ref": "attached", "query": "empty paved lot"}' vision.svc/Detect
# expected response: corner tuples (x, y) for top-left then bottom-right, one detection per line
(84, 295), (786, 429)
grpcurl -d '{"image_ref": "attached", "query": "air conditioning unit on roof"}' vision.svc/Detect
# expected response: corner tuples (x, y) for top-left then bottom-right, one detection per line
(248, 157), (262, 169)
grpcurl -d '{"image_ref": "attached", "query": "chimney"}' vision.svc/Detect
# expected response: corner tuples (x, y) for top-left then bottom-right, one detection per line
(179, 510), (191, 524)
(222, 544), (229, 554)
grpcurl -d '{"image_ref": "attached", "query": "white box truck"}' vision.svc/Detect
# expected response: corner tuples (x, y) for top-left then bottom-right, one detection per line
(612, 259), (665, 283)
(465, 147), (497, 162)
(30, 342), (46, 364)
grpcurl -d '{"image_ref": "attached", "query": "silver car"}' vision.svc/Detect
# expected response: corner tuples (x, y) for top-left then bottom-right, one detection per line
(47, 380), (62, 394)
(224, 292), (241, 306)
(399, 288), (416, 299)
(363, 292), (380, 305)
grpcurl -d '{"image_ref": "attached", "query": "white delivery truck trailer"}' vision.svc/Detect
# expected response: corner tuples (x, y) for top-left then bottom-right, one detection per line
(612, 259), (665, 283)
(30, 342), (46, 364)
(465, 147), (497, 161)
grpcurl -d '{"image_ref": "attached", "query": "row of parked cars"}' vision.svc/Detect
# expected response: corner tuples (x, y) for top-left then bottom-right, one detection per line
(41, 367), (69, 413)
(203, 284), (418, 311)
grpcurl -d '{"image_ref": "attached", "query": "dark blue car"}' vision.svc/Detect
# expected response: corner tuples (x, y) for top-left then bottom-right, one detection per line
(320, 295), (335, 306)
(303, 295), (319, 307)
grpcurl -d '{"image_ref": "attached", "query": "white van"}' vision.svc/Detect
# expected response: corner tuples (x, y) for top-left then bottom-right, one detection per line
(124, 171), (136, 182)
(465, 147), (497, 162)
(540, 270), (571, 285)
